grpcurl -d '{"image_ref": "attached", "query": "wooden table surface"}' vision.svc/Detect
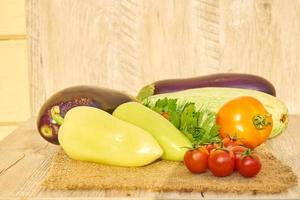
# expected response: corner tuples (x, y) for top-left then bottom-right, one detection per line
(0, 116), (299, 200)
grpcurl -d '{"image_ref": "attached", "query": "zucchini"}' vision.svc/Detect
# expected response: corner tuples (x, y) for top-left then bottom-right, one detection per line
(142, 87), (288, 138)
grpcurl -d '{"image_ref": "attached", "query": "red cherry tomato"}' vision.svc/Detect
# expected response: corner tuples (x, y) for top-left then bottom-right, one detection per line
(161, 112), (170, 120)
(205, 143), (220, 153)
(236, 150), (262, 177)
(231, 145), (247, 155)
(208, 149), (235, 177)
(231, 145), (247, 170)
(222, 137), (243, 149)
(184, 147), (209, 174)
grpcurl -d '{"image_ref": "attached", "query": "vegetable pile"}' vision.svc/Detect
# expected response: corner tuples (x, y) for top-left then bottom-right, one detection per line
(36, 73), (289, 179)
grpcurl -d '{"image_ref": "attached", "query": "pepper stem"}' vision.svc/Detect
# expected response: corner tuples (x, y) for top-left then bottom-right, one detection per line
(252, 114), (271, 130)
(50, 106), (64, 125)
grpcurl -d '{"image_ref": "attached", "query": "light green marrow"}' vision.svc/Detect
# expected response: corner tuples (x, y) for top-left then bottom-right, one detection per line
(142, 87), (288, 138)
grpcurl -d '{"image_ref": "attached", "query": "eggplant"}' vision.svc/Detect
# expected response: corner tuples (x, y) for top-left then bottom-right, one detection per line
(37, 86), (135, 145)
(137, 73), (276, 101)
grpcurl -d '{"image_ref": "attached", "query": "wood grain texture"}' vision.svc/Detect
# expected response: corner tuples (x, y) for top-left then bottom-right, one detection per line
(26, 0), (221, 115)
(219, 0), (300, 115)
(0, 126), (18, 141)
(0, 116), (299, 199)
(26, 0), (300, 115)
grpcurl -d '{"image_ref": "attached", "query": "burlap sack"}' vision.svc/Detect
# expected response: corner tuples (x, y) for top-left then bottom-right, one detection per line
(43, 147), (297, 194)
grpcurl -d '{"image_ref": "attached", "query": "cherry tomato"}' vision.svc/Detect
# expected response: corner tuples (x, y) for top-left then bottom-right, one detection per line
(222, 137), (243, 149)
(236, 150), (262, 177)
(231, 145), (247, 155)
(184, 147), (209, 174)
(205, 143), (220, 153)
(217, 96), (273, 149)
(161, 112), (170, 120)
(231, 145), (247, 170)
(208, 149), (235, 177)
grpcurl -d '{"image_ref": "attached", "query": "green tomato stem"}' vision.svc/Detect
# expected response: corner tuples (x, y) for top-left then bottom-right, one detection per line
(241, 148), (255, 159)
(252, 114), (272, 130)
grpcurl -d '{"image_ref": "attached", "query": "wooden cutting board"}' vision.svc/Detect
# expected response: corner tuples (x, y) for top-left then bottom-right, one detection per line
(0, 115), (299, 199)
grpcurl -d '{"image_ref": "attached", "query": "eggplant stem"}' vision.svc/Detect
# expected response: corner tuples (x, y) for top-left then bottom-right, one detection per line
(136, 84), (155, 102)
(50, 106), (64, 125)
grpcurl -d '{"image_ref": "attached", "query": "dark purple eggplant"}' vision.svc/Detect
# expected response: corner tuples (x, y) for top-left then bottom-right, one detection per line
(37, 86), (135, 145)
(137, 73), (276, 101)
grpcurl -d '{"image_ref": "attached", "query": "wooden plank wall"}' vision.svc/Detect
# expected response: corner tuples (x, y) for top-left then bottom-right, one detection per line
(0, 0), (30, 140)
(26, 0), (300, 115)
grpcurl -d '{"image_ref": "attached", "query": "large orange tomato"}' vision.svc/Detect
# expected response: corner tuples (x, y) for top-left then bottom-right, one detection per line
(216, 96), (272, 149)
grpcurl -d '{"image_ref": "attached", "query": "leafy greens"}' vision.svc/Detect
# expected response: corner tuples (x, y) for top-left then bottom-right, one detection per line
(144, 98), (220, 148)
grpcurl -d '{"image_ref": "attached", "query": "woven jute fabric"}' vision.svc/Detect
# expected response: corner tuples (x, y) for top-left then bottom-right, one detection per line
(43, 147), (297, 194)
